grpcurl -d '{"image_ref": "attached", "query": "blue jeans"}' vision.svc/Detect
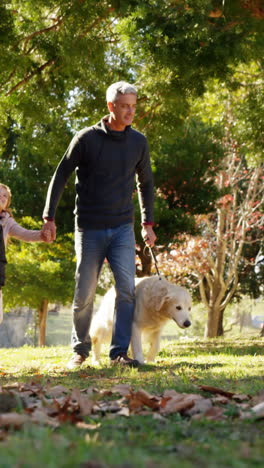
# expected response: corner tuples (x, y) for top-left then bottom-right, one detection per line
(71, 223), (136, 359)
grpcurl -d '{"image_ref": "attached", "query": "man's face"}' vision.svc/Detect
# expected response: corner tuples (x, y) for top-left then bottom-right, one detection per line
(108, 93), (137, 130)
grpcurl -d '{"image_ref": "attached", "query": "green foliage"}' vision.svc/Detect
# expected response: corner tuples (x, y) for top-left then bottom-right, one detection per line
(116, 0), (264, 96)
(0, 119), (76, 231)
(4, 217), (75, 311)
(231, 64), (264, 163)
(153, 119), (223, 212)
(1, 0), (263, 307)
(191, 62), (264, 165)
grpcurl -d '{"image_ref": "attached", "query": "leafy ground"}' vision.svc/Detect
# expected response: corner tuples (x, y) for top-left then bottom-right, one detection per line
(0, 338), (263, 468)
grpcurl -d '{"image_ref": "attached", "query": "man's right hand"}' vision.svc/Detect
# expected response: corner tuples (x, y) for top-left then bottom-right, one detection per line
(42, 220), (57, 242)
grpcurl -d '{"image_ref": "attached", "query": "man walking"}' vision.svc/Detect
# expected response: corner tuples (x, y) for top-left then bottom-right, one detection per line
(43, 81), (156, 368)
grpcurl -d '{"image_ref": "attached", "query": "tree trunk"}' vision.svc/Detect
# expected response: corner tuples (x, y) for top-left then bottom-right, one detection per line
(217, 309), (224, 336)
(136, 245), (152, 277)
(38, 299), (48, 347)
(205, 305), (224, 338)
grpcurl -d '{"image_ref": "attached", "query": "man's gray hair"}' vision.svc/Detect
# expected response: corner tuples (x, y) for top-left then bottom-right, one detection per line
(106, 81), (137, 103)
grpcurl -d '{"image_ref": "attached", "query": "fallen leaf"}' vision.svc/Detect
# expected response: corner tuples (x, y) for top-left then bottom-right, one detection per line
(94, 400), (123, 414)
(134, 389), (160, 409)
(111, 384), (132, 396)
(212, 395), (229, 405)
(251, 390), (264, 406)
(251, 401), (264, 419)
(46, 385), (69, 397)
(71, 389), (94, 416)
(31, 409), (60, 428)
(159, 396), (171, 409)
(186, 398), (212, 416)
(160, 396), (194, 415)
(199, 385), (235, 398)
(232, 394), (250, 402)
(2, 382), (21, 390)
(80, 387), (98, 396)
(21, 382), (44, 396)
(239, 401), (251, 408)
(79, 396), (94, 416)
(163, 389), (180, 398)
(0, 412), (29, 428)
(203, 406), (225, 420)
(116, 407), (130, 417)
(183, 394), (204, 403)
(127, 389), (160, 411)
(16, 390), (35, 399)
(97, 389), (113, 397)
(44, 395), (69, 407)
(127, 394), (145, 411)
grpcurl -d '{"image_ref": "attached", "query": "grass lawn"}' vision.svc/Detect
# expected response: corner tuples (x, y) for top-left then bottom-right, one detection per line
(0, 336), (263, 468)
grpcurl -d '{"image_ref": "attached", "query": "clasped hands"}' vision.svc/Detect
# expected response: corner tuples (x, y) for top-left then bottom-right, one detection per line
(40, 220), (57, 243)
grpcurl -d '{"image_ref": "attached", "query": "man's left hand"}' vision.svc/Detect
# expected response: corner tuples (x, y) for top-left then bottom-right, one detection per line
(141, 225), (156, 247)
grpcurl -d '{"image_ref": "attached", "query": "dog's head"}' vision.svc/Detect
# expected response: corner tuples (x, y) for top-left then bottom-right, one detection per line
(163, 286), (192, 328)
(145, 278), (192, 329)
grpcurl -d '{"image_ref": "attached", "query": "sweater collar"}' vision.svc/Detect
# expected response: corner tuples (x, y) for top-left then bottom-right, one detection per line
(93, 115), (131, 141)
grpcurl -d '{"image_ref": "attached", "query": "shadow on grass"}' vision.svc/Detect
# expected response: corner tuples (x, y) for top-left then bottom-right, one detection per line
(1, 361), (263, 397)
(170, 361), (225, 370)
(137, 362), (224, 373)
(162, 339), (264, 357)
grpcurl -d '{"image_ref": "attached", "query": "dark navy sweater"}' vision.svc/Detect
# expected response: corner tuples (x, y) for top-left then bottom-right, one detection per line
(43, 116), (154, 229)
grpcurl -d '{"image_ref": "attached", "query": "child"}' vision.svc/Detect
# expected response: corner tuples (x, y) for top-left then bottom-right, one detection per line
(0, 183), (50, 323)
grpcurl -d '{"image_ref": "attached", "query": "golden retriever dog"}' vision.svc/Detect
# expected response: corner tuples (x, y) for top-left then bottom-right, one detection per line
(90, 276), (192, 365)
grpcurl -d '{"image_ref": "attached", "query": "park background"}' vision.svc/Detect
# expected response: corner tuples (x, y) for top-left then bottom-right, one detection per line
(0, 0), (263, 346)
(0, 2), (263, 467)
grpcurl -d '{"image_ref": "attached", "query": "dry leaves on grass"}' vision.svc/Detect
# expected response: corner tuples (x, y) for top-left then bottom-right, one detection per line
(0, 382), (263, 437)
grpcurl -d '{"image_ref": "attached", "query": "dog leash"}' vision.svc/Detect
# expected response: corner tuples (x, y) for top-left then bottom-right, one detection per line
(148, 246), (162, 280)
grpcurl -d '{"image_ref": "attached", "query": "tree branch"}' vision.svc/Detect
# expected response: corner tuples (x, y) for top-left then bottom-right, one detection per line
(18, 17), (63, 46)
(5, 59), (56, 96)
(5, 6), (116, 96)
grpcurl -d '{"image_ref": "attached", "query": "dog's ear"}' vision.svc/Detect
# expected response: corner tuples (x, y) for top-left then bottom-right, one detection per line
(147, 280), (169, 312)
(154, 293), (168, 311)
